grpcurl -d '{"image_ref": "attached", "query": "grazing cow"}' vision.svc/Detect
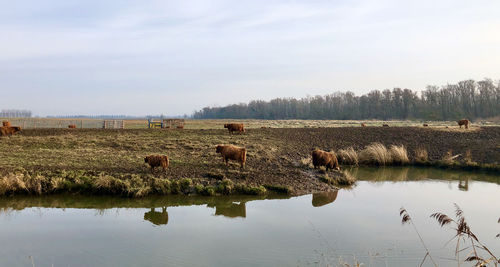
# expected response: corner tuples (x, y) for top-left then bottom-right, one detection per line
(0, 126), (22, 137)
(68, 124), (77, 129)
(216, 145), (247, 168)
(311, 149), (341, 171)
(457, 119), (470, 129)
(144, 155), (169, 173)
(177, 125), (184, 129)
(224, 123), (245, 134)
(2, 121), (11, 127)
(423, 124), (428, 127)
(382, 124), (389, 127)
(361, 123), (366, 127)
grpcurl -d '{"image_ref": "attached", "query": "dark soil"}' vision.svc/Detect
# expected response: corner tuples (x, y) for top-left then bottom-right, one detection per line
(1, 127), (499, 195)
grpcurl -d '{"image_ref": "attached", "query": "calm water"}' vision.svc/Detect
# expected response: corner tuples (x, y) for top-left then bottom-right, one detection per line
(0, 167), (499, 267)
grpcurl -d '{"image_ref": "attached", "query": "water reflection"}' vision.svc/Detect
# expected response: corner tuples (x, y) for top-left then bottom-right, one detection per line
(459, 178), (469, 191)
(346, 166), (499, 185)
(212, 202), (246, 218)
(311, 190), (338, 207)
(144, 207), (169, 226)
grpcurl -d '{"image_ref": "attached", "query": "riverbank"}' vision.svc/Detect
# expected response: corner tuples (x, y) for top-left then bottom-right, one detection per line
(0, 127), (499, 197)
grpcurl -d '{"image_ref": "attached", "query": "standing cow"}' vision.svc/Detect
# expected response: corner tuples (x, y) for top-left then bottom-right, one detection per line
(457, 119), (470, 129)
(216, 145), (247, 168)
(224, 123), (245, 134)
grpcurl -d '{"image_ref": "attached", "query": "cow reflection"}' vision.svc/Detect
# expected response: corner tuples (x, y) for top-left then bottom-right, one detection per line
(144, 207), (169, 226)
(312, 191), (338, 207)
(214, 202), (246, 218)
(458, 178), (469, 191)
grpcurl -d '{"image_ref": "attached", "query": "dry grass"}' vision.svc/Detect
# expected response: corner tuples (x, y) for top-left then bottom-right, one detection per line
(338, 147), (359, 166)
(359, 143), (393, 166)
(300, 156), (313, 168)
(441, 149), (461, 166)
(318, 171), (356, 186)
(389, 145), (409, 165)
(414, 147), (429, 163)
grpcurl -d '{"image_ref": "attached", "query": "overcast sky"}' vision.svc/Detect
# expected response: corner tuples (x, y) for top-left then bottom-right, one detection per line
(1, 0), (499, 116)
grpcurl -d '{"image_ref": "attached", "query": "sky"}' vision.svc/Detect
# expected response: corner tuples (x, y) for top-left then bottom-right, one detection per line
(1, 0), (499, 116)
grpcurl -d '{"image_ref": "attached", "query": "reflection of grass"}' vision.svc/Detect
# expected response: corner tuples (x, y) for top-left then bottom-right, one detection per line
(346, 166), (500, 185)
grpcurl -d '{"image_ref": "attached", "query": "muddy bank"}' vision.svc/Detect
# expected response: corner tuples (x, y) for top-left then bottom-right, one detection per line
(0, 127), (499, 196)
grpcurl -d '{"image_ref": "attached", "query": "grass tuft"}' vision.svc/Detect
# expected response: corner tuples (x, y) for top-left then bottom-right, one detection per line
(414, 147), (429, 164)
(441, 149), (460, 166)
(359, 143), (392, 166)
(389, 145), (409, 165)
(337, 147), (359, 166)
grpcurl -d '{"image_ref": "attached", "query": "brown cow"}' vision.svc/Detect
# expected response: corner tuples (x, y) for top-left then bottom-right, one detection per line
(216, 145), (247, 168)
(144, 155), (169, 173)
(0, 126), (22, 137)
(423, 124), (428, 127)
(177, 125), (184, 129)
(382, 124), (389, 127)
(311, 149), (340, 171)
(457, 119), (470, 129)
(2, 121), (11, 127)
(68, 124), (77, 129)
(224, 123), (245, 134)
(361, 123), (366, 127)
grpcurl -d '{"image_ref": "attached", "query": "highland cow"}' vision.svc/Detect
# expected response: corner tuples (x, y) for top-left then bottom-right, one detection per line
(2, 121), (11, 127)
(0, 126), (22, 137)
(311, 149), (340, 171)
(457, 119), (470, 129)
(382, 124), (389, 127)
(423, 124), (428, 127)
(68, 124), (77, 129)
(144, 155), (169, 173)
(224, 123), (245, 134)
(216, 145), (247, 168)
(361, 123), (366, 127)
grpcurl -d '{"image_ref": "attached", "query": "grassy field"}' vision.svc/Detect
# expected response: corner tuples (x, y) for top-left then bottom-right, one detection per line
(3, 118), (499, 129)
(1, 122), (499, 197)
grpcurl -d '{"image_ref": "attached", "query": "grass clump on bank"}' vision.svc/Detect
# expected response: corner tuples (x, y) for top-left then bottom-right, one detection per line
(318, 171), (356, 187)
(359, 143), (393, 166)
(389, 145), (409, 165)
(338, 147), (359, 166)
(414, 147), (429, 164)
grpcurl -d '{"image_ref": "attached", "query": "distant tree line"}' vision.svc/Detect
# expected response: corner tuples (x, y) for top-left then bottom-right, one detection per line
(193, 78), (500, 121)
(0, 109), (32, 118)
